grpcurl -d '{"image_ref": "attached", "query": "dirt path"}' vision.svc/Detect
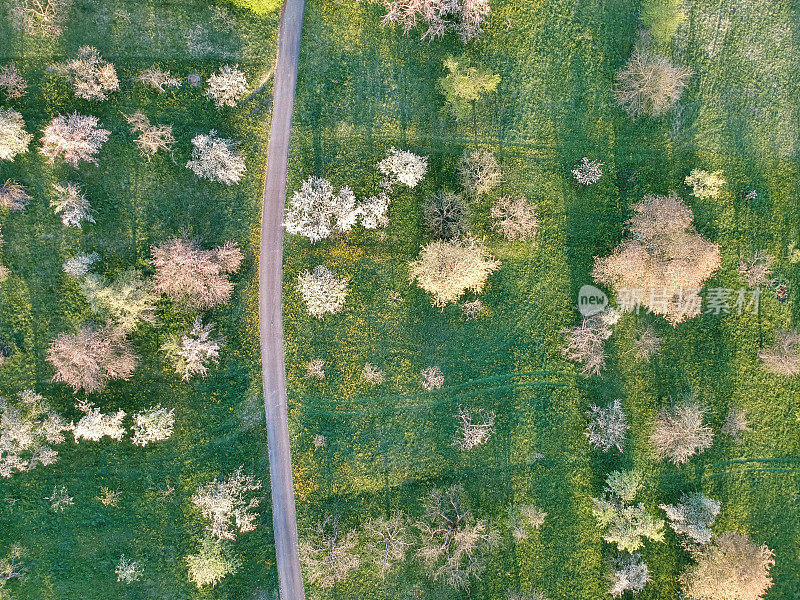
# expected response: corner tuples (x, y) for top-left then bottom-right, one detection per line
(259, 0), (306, 598)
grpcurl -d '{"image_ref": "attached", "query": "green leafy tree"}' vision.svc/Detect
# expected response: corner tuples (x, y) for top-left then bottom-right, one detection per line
(439, 57), (500, 120)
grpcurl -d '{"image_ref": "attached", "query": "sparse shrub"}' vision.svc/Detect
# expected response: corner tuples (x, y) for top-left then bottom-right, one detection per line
(651, 397), (714, 465)
(660, 492), (721, 545)
(461, 298), (485, 320)
(572, 157), (604, 185)
(759, 330), (800, 376)
(380, 0), (491, 42)
(721, 406), (749, 441)
(283, 176), (360, 242)
(420, 366), (444, 390)
(137, 66), (181, 91)
(0, 544), (25, 592)
(150, 238), (243, 309)
(45, 485), (74, 511)
(685, 169), (726, 200)
(0, 109), (32, 161)
(306, 358), (325, 379)
(115, 555), (142, 583)
(124, 112), (175, 161)
(592, 193), (720, 324)
(50, 182), (94, 228)
(361, 362), (385, 385)
(162, 318), (224, 381)
(47, 325), (138, 393)
(131, 405), (175, 446)
(0, 180), (31, 211)
(508, 504), (546, 541)
(377, 147), (427, 191)
(423, 189), (468, 239)
(440, 57), (500, 120)
(458, 148), (500, 196)
(81, 269), (157, 332)
(40, 112), (110, 168)
(8, 0), (72, 37)
(738, 251), (774, 289)
(680, 532), (774, 600)
(0, 64), (27, 99)
(191, 466), (262, 541)
(615, 48), (692, 118)
(299, 515), (360, 588)
(490, 195), (538, 241)
(608, 552), (651, 597)
(364, 513), (410, 574)
(72, 400), (126, 443)
(640, 0), (686, 46)
(585, 398), (629, 452)
(205, 65), (248, 107)
(186, 131), (246, 185)
(296, 265), (349, 318)
(453, 405), (495, 450)
(409, 237), (501, 307)
(187, 537), (240, 588)
(633, 325), (662, 361)
(58, 46), (119, 101)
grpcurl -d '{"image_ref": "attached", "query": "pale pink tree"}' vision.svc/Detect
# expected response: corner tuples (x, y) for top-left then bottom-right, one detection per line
(0, 109), (32, 162)
(40, 112), (110, 168)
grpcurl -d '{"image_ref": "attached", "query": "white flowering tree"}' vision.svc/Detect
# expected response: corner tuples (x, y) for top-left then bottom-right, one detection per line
(115, 555), (142, 583)
(0, 109), (32, 161)
(186, 131), (245, 185)
(380, 0), (491, 42)
(205, 65), (248, 107)
(420, 366), (444, 390)
(191, 467), (262, 541)
(651, 397), (714, 465)
(585, 398), (629, 452)
(131, 405), (175, 447)
(659, 492), (720, 545)
(359, 192), (391, 229)
(162, 318), (224, 380)
(572, 157), (604, 185)
(377, 147), (428, 191)
(50, 182), (94, 228)
(72, 401), (126, 443)
(58, 46), (119, 101)
(40, 112), (110, 168)
(0, 180), (31, 211)
(0, 389), (70, 478)
(62, 252), (99, 278)
(296, 265), (349, 318)
(284, 177), (360, 242)
(608, 553), (650, 597)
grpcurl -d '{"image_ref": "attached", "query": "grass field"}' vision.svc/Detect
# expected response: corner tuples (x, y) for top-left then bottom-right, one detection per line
(1, 0), (799, 598)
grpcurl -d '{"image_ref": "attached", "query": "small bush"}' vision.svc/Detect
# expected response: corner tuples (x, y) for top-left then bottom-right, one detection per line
(640, 0), (687, 46)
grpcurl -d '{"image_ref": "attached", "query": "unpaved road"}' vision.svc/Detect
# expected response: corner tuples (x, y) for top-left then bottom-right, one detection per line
(259, 0), (306, 598)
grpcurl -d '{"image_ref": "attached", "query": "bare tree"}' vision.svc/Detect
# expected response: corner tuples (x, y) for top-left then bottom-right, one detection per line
(186, 131), (246, 185)
(585, 398), (629, 452)
(47, 324), (138, 393)
(660, 492), (720, 545)
(507, 504), (546, 541)
(721, 406), (749, 441)
(0, 65), (28, 99)
(162, 317), (225, 381)
(306, 358), (326, 379)
(685, 169), (726, 200)
(137, 66), (181, 91)
(56, 46), (119, 101)
(0, 109), (32, 161)
(453, 406), (495, 450)
(299, 515), (360, 589)
(361, 362), (385, 385)
(192, 467), (262, 541)
(651, 397), (714, 465)
(633, 324), (662, 361)
(409, 237), (501, 307)
(738, 251), (774, 289)
(364, 513), (411, 574)
(205, 65), (249, 107)
(680, 533), (774, 600)
(416, 485), (497, 589)
(458, 149), (500, 196)
(40, 112), (110, 168)
(8, 0), (72, 37)
(123, 112), (175, 161)
(572, 157), (604, 185)
(758, 330), (800, 376)
(490, 195), (538, 241)
(150, 238), (243, 310)
(423, 189), (468, 239)
(379, 0), (491, 42)
(0, 180), (31, 211)
(421, 365), (444, 390)
(561, 309), (619, 377)
(50, 182), (94, 228)
(608, 552), (650, 597)
(296, 265), (349, 318)
(461, 298), (485, 320)
(615, 48), (692, 118)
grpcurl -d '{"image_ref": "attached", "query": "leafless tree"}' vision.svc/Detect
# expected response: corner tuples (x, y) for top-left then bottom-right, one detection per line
(205, 65), (249, 107)
(508, 504), (546, 541)
(306, 358), (326, 379)
(192, 467), (262, 541)
(186, 131), (246, 185)
(56, 46), (119, 101)
(615, 48), (692, 118)
(633, 324), (662, 361)
(364, 513), (411, 574)
(738, 251), (774, 289)
(421, 366), (444, 390)
(561, 309), (619, 377)
(758, 330), (800, 376)
(490, 195), (538, 241)
(40, 112), (110, 168)
(123, 112), (175, 161)
(461, 298), (485, 320)
(0, 180), (31, 211)
(680, 532), (774, 600)
(379, 0), (491, 42)
(47, 324), (138, 393)
(416, 485), (497, 589)
(361, 362), (385, 385)
(150, 238), (243, 310)
(8, 0), (72, 37)
(137, 66), (181, 91)
(0, 109), (32, 161)
(572, 157), (604, 185)
(299, 515), (360, 589)
(458, 149), (500, 197)
(423, 189), (468, 239)
(651, 396), (714, 465)
(721, 406), (749, 441)
(0, 65), (27, 99)
(453, 406), (495, 450)
(585, 398), (629, 452)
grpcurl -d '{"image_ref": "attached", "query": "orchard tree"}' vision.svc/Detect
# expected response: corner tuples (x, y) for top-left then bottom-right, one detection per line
(186, 537), (240, 589)
(296, 265), (349, 318)
(572, 157), (604, 185)
(299, 515), (360, 589)
(0, 64), (27, 99)
(561, 309), (620, 377)
(651, 397), (714, 465)
(81, 269), (157, 331)
(359, 192), (391, 229)
(124, 112), (175, 161)
(305, 358), (325, 379)
(50, 182), (94, 228)
(361, 362), (385, 385)
(191, 467), (262, 541)
(47, 324), (138, 393)
(490, 195), (538, 241)
(0, 109), (32, 161)
(615, 48), (691, 117)
(680, 532), (774, 600)
(379, 0), (491, 42)
(608, 552), (651, 597)
(738, 251), (774, 289)
(721, 406), (749, 441)
(409, 237), (501, 307)
(137, 66), (181, 91)
(283, 176), (360, 242)
(364, 513), (411, 575)
(416, 485), (498, 590)
(8, 0), (72, 36)
(592, 192), (721, 325)
(205, 65), (249, 107)
(186, 131), (246, 185)
(40, 112), (110, 167)
(131, 405), (175, 446)
(162, 318), (225, 380)
(377, 147), (428, 191)
(150, 238), (243, 309)
(440, 57), (500, 120)
(685, 169), (726, 200)
(423, 190), (468, 239)
(72, 400), (126, 443)
(453, 405), (495, 450)
(0, 180), (31, 211)
(0, 544), (25, 592)
(420, 365), (444, 390)
(660, 492), (721, 545)
(115, 555), (142, 583)
(58, 46), (119, 101)
(633, 324), (662, 361)
(507, 504), (546, 541)
(759, 330), (800, 376)
(458, 148), (500, 196)
(62, 252), (99, 278)
(585, 398), (629, 452)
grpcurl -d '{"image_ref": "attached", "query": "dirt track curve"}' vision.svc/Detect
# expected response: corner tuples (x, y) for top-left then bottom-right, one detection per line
(259, 0), (306, 598)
